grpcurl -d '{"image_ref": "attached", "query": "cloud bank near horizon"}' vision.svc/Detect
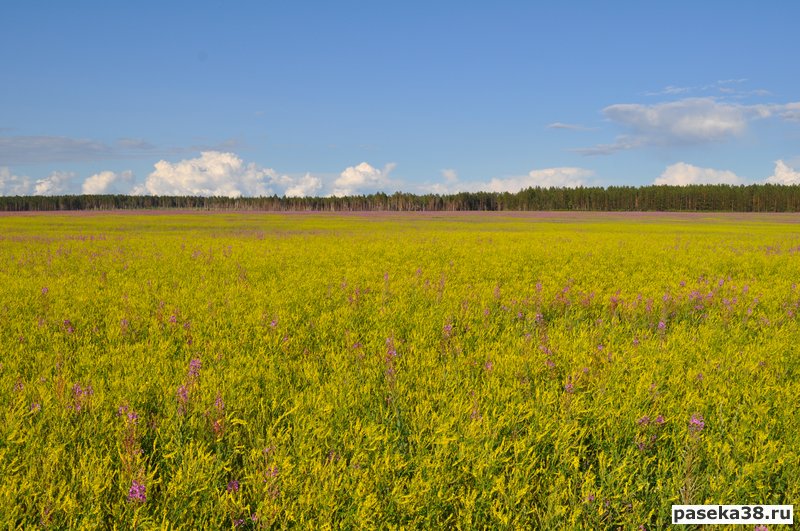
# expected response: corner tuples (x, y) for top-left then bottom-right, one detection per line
(2, 154), (800, 197)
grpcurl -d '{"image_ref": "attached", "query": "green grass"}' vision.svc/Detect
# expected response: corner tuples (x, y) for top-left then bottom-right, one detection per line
(1, 212), (798, 528)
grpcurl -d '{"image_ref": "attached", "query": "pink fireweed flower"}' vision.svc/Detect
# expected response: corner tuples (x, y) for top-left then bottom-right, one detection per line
(657, 320), (666, 331)
(188, 358), (201, 379)
(689, 413), (705, 432)
(128, 480), (146, 503)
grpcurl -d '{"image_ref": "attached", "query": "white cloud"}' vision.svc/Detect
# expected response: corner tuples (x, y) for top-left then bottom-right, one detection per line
(141, 151), (279, 197)
(766, 160), (800, 185)
(0, 136), (112, 164)
(331, 162), (396, 197)
(34, 171), (74, 195)
(284, 173), (323, 197)
(654, 162), (744, 186)
(0, 167), (32, 195)
(82, 170), (134, 194)
(135, 151), (328, 197)
(422, 167), (594, 194)
(441, 169), (458, 182)
(604, 98), (749, 143)
(577, 97), (800, 156)
(644, 85), (693, 96)
(473, 167), (593, 192)
(779, 102), (800, 122)
(547, 122), (595, 131)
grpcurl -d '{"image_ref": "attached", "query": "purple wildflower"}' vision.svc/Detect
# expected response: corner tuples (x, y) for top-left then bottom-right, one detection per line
(484, 360), (494, 372)
(169, 314), (177, 324)
(270, 318), (278, 328)
(385, 337), (397, 358)
(657, 320), (666, 331)
(188, 358), (201, 379)
(227, 479), (240, 493)
(41, 287), (49, 295)
(564, 380), (574, 393)
(655, 415), (665, 425)
(443, 323), (453, 336)
(637, 415), (650, 426)
(30, 402), (41, 413)
(128, 480), (146, 503)
(689, 413), (705, 432)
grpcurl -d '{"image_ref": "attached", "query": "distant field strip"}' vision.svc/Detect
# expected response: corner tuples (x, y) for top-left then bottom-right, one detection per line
(1, 212), (798, 528)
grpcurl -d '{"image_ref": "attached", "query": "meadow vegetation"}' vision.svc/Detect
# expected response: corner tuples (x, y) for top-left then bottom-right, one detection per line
(1, 212), (798, 528)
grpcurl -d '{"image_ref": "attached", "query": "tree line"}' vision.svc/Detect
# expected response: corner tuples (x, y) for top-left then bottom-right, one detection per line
(2, 184), (800, 212)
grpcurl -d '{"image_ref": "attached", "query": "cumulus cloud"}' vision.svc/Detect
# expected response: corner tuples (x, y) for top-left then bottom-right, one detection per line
(0, 167), (32, 195)
(82, 170), (134, 194)
(421, 167), (594, 194)
(34, 171), (75, 195)
(284, 173), (323, 197)
(654, 162), (744, 186)
(132, 151), (326, 197)
(471, 167), (593, 192)
(331, 162), (396, 197)
(576, 97), (800, 156)
(765, 160), (800, 185)
(140, 151), (279, 197)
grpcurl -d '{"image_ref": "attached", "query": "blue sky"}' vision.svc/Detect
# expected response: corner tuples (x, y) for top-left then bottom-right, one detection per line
(1, 1), (799, 197)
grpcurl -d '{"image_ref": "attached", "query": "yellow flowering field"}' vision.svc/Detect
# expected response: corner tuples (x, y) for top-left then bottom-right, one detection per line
(1, 212), (798, 528)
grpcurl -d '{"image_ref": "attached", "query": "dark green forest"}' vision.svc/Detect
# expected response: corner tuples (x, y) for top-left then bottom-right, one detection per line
(2, 184), (800, 212)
